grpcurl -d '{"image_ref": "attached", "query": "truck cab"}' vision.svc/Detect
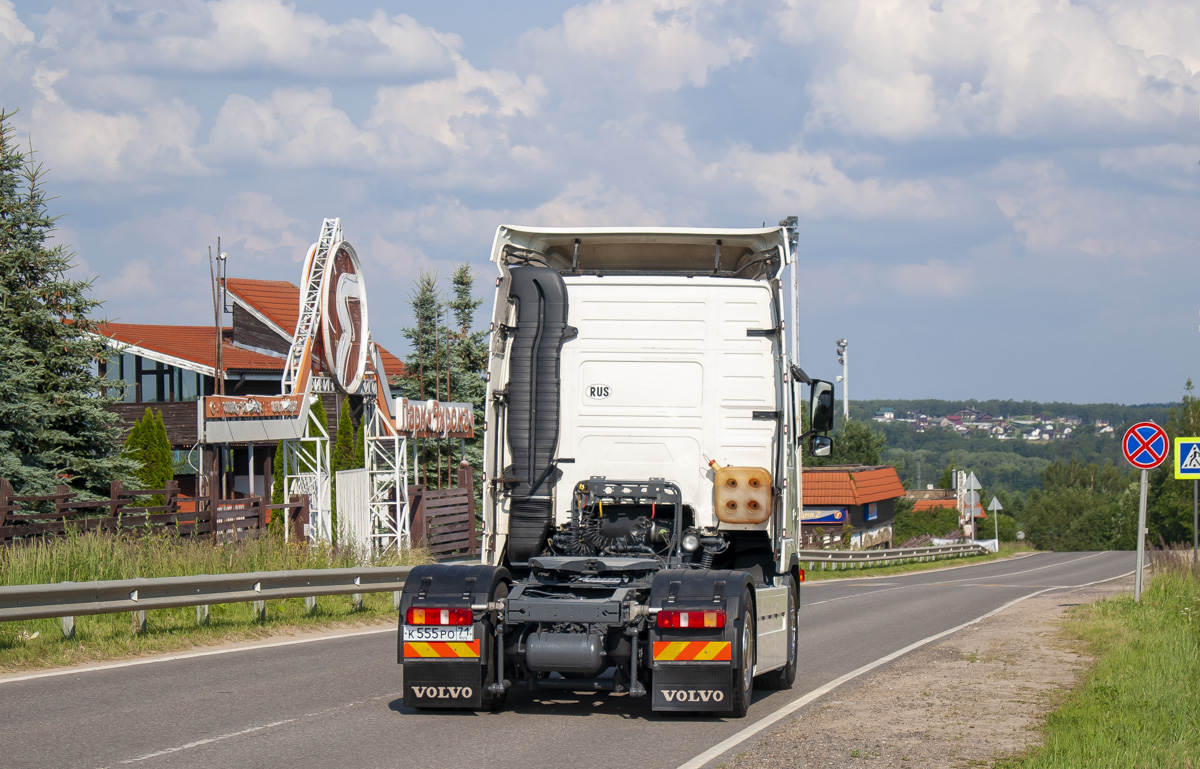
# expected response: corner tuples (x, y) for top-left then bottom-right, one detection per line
(399, 223), (834, 716)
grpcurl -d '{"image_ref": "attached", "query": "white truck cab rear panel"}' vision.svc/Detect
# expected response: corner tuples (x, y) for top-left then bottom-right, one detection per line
(555, 276), (780, 530)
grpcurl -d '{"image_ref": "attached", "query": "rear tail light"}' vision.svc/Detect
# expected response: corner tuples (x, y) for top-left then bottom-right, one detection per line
(798, 569), (805, 583)
(657, 609), (726, 629)
(406, 607), (473, 626)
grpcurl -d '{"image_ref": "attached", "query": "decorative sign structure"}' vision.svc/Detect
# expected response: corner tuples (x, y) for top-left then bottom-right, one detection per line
(1123, 422), (1169, 470)
(197, 217), (407, 553)
(1174, 438), (1200, 479)
(394, 398), (475, 439)
(321, 241), (369, 394)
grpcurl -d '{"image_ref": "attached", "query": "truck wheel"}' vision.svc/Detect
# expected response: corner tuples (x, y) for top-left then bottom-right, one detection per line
(758, 576), (797, 690)
(482, 582), (509, 712)
(730, 588), (755, 718)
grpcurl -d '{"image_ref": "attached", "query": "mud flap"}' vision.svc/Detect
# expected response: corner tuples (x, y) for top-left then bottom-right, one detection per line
(649, 568), (752, 712)
(399, 563), (509, 710)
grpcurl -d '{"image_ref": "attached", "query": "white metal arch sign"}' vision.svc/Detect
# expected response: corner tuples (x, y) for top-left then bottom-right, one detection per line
(321, 240), (370, 393)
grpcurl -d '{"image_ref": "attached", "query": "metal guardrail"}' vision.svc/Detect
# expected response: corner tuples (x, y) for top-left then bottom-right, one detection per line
(0, 566), (412, 623)
(0, 544), (989, 628)
(797, 542), (988, 569)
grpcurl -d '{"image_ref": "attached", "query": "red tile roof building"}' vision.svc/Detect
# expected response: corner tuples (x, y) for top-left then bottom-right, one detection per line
(801, 465), (906, 549)
(95, 278), (409, 498)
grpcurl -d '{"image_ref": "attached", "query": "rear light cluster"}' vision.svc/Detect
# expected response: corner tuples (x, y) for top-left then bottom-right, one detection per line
(798, 568), (805, 582)
(406, 607), (472, 626)
(657, 609), (726, 629)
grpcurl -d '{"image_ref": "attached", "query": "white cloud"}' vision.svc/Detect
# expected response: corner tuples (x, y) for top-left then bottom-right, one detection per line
(207, 88), (383, 169)
(0, 0), (32, 46)
(991, 159), (1200, 260)
(889, 259), (971, 297)
(778, 0), (1200, 140)
(522, 0), (753, 93)
(35, 1), (456, 81)
(30, 87), (205, 181)
(368, 56), (546, 152)
(704, 144), (942, 219)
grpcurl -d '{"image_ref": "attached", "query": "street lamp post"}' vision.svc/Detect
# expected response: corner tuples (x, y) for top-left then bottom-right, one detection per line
(836, 338), (848, 421)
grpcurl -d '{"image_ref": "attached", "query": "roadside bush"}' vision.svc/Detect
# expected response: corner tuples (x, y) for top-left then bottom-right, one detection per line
(894, 505), (960, 543)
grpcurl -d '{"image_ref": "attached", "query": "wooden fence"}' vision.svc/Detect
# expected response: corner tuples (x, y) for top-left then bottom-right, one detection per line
(0, 478), (309, 545)
(408, 461), (480, 558)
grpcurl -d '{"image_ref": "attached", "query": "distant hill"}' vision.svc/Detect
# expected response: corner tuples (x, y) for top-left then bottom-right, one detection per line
(842, 399), (1171, 496)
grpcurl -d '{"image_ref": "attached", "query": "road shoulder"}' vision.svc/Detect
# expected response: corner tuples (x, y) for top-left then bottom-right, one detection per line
(721, 575), (1132, 768)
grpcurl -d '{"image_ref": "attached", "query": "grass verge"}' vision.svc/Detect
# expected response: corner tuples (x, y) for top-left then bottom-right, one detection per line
(0, 529), (430, 672)
(998, 546), (1199, 769)
(1, 531), (1034, 672)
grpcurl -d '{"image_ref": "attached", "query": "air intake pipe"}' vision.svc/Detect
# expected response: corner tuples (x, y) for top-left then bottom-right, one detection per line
(504, 266), (571, 563)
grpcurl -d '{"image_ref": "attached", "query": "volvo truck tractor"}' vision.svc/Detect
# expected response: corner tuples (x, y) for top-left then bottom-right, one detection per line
(399, 223), (835, 717)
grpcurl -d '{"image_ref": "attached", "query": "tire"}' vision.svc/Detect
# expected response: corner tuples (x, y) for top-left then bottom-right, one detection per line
(481, 582), (509, 712)
(730, 587), (755, 718)
(759, 576), (797, 690)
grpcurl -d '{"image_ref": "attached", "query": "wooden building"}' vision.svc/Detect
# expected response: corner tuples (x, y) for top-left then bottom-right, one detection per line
(96, 278), (404, 497)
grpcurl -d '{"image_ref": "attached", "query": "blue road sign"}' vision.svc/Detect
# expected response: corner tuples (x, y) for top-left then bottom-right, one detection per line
(1175, 438), (1200, 479)
(1123, 422), (1169, 470)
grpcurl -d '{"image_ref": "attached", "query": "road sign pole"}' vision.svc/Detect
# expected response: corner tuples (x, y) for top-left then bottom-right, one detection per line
(1193, 479), (1197, 568)
(1136, 468), (1148, 602)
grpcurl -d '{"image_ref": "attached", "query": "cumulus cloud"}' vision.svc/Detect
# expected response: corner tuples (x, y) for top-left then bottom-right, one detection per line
(777, 0), (1200, 140)
(521, 0), (753, 93)
(35, 0), (457, 81)
(29, 79), (206, 182)
(704, 144), (942, 220)
(991, 159), (1200, 261)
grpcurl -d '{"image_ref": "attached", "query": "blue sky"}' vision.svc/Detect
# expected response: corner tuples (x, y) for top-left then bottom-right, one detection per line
(2, 0), (1197, 404)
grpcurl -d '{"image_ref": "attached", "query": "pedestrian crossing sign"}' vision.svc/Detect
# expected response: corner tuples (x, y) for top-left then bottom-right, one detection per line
(1175, 438), (1200, 479)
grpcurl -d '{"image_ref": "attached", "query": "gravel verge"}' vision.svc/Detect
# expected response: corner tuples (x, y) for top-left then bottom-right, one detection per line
(720, 575), (1133, 769)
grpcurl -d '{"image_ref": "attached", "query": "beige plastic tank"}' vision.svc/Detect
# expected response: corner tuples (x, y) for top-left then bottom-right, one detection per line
(713, 465), (773, 525)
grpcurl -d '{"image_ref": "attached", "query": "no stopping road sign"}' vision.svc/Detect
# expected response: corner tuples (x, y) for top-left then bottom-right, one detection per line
(1123, 422), (1169, 470)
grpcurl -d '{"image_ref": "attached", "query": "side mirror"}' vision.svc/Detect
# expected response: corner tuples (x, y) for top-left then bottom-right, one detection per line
(810, 379), (835, 433)
(810, 435), (832, 457)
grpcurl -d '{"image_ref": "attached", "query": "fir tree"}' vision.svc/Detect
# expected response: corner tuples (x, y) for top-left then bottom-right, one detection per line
(395, 265), (488, 500)
(396, 271), (444, 486)
(446, 264), (488, 503)
(0, 109), (135, 495)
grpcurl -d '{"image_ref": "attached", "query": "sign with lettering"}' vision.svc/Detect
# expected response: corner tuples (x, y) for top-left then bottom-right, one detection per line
(204, 394), (304, 419)
(394, 398), (475, 439)
(320, 241), (370, 394)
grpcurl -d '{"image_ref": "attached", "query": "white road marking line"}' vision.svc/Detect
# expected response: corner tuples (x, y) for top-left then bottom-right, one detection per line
(97, 694), (400, 768)
(0, 626), (395, 685)
(115, 719), (296, 765)
(677, 569), (1134, 769)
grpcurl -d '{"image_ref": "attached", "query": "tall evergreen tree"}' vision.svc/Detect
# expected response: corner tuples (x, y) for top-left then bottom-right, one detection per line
(396, 271), (444, 486)
(446, 264), (489, 501)
(0, 108), (134, 495)
(395, 266), (489, 494)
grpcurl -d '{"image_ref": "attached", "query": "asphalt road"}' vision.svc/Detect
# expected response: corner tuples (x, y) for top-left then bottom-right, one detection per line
(2, 551), (1133, 769)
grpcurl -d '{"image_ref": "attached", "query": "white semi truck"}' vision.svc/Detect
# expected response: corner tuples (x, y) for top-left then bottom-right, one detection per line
(399, 223), (835, 716)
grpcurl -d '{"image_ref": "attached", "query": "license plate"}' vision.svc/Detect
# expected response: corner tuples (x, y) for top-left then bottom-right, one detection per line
(403, 625), (475, 643)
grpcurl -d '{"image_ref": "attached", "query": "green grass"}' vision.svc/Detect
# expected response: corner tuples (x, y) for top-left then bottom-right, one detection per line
(998, 548), (1200, 769)
(0, 529), (430, 672)
(803, 542), (1035, 581)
